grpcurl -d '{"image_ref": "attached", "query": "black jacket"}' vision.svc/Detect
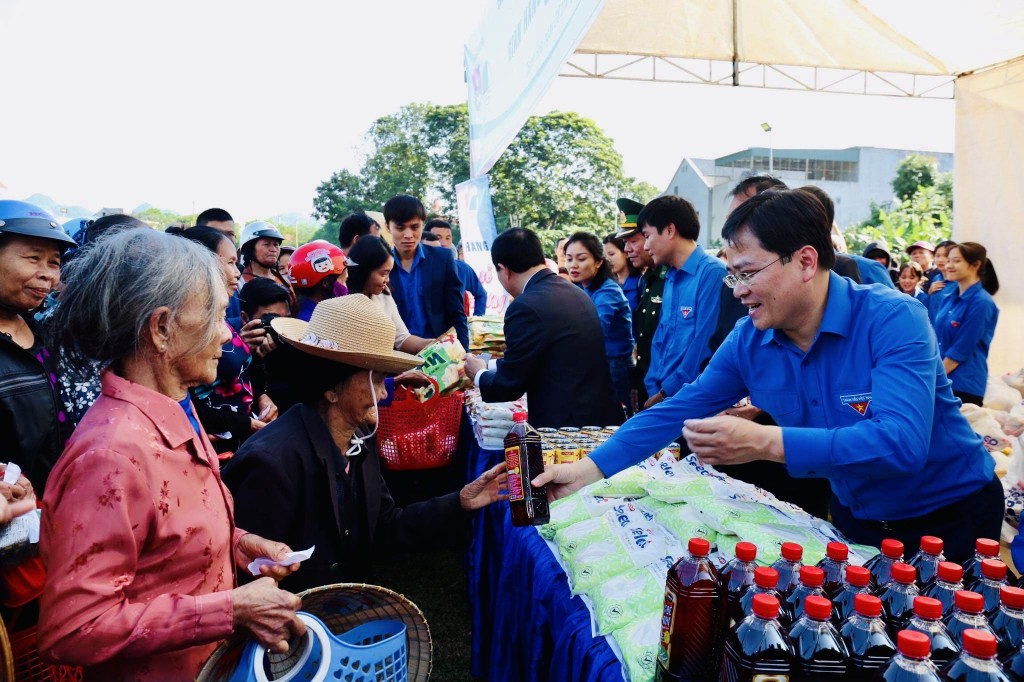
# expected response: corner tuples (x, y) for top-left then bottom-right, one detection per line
(0, 316), (71, 494)
(222, 403), (466, 593)
(479, 269), (624, 429)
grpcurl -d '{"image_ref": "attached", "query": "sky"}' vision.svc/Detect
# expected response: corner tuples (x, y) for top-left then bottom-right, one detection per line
(0, 0), (956, 223)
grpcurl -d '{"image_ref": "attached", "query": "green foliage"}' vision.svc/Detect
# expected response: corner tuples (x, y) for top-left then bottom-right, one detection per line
(312, 103), (655, 247)
(133, 206), (195, 230)
(307, 222), (341, 246)
(892, 154), (939, 201)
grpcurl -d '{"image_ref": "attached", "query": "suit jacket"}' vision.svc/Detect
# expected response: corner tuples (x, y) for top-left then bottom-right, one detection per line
(389, 244), (469, 349)
(479, 269), (624, 429)
(223, 403), (466, 593)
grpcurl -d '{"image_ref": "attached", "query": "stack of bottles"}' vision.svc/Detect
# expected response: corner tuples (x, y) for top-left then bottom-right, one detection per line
(655, 535), (1024, 681)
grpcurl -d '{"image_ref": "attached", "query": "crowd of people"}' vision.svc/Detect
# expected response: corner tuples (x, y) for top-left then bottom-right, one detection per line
(0, 172), (1004, 678)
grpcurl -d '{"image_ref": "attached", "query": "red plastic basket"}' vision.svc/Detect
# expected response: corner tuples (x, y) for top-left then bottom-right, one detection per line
(9, 627), (82, 682)
(377, 388), (464, 471)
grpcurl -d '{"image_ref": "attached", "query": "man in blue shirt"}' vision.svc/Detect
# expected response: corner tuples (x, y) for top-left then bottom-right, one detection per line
(424, 218), (489, 316)
(385, 195), (469, 349)
(536, 190), (1002, 563)
(639, 196), (727, 409)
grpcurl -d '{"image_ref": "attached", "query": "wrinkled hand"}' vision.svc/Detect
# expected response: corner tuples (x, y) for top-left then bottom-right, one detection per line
(250, 418), (268, 433)
(232, 577), (305, 654)
(393, 370), (433, 388)
(234, 533), (301, 581)
(682, 416), (784, 467)
(463, 354), (486, 381)
(239, 319), (267, 353)
(460, 461), (508, 511)
(928, 280), (946, 295)
(0, 468), (34, 504)
(0, 496), (36, 523)
(256, 395), (278, 423)
(531, 458), (605, 502)
(643, 391), (665, 410)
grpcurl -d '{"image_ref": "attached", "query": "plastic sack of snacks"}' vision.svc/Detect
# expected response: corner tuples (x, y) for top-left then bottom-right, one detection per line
(611, 614), (660, 682)
(590, 555), (675, 635)
(555, 501), (682, 595)
(414, 328), (467, 400)
(540, 493), (637, 540)
(644, 501), (718, 546)
(579, 456), (660, 498)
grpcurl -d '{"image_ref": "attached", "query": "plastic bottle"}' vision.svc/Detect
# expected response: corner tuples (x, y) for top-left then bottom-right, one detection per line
(655, 537), (728, 682)
(988, 585), (1024, 660)
(962, 539), (1001, 585)
(786, 594), (848, 679)
(770, 541), (803, 596)
(966, 559), (1009, 615)
(720, 541), (758, 613)
(785, 565), (827, 621)
(910, 536), (946, 588)
(816, 541), (850, 597)
(719, 593), (794, 681)
(877, 630), (946, 681)
(1001, 640), (1024, 679)
(504, 411), (549, 526)
(903, 595), (962, 667)
(942, 629), (1013, 681)
(864, 538), (906, 589)
(832, 565), (873, 627)
(945, 591), (998, 648)
(840, 593), (897, 680)
(733, 566), (792, 628)
(878, 562), (922, 635)
(922, 562), (966, 618)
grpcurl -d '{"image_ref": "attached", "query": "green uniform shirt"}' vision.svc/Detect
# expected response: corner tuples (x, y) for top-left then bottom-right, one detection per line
(633, 265), (667, 388)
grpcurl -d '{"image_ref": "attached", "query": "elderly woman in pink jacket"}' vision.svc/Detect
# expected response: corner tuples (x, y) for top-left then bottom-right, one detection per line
(40, 229), (304, 681)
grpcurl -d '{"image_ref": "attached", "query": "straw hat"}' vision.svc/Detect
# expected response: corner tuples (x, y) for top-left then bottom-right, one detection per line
(271, 295), (423, 374)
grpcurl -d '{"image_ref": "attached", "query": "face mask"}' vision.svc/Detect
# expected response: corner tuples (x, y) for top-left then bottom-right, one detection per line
(345, 370), (378, 459)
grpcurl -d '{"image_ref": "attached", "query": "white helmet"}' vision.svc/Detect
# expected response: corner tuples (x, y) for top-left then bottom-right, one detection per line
(240, 221), (285, 249)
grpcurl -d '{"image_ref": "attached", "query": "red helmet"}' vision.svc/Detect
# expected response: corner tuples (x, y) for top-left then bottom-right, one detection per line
(289, 240), (347, 288)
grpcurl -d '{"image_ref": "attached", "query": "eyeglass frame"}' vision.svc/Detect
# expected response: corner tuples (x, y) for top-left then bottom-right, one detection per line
(722, 256), (786, 289)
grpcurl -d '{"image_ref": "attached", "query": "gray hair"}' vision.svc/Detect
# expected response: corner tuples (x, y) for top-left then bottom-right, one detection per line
(51, 227), (225, 368)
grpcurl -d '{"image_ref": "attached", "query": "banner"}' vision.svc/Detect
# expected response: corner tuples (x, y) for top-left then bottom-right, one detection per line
(456, 175), (509, 314)
(465, 0), (606, 178)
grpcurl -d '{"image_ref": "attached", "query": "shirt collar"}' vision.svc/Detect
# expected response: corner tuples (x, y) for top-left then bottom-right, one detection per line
(393, 243), (426, 270)
(297, 403), (345, 464)
(761, 271), (853, 347)
(954, 280), (983, 302)
(100, 370), (202, 450)
(680, 244), (708, 275)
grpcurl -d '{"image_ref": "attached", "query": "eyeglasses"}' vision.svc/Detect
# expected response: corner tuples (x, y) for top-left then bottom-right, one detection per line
(722, 257), (783, 289)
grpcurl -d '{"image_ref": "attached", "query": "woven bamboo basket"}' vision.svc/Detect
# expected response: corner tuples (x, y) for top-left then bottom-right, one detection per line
(197, 583), (432, 681)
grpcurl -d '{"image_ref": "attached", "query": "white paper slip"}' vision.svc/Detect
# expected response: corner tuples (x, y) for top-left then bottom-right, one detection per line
(247, 545), (315, 576)
(2, 462), (21, 485)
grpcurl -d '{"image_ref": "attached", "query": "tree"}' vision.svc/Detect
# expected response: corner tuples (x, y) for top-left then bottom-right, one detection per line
(892, 154), (939, 202)
(133, 206), (194, 231)
(312, 170), (365, 223)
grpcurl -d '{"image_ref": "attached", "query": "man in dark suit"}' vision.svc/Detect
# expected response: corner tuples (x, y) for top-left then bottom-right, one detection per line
(384, 195), (469, 349)
(464, 228), (625, 429)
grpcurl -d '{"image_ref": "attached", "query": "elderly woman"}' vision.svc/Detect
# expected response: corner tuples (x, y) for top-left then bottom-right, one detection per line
(41, 228), (304, 681)
(223, 295), (507, 593)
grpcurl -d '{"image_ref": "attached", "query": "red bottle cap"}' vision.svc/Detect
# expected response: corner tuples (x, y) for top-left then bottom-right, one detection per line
(754, 567), (779, 589)
(854, 593), (883, 618)
(981, 558), (1007, 581)
(891, 562), (917, 585)
(955, 590), (985, 614)
(1000, 586), (1024, 609)
(800, 565), (825, 587)
(897, 630), (931, 659)
(846, 565), (871, 587)
(735, 541), (757, 562)
(688, 537), (711, 557)
(780, 542), (803, 562)
(962, 629), (998, 658)
(913, 596), (943, 620)
(976, 538), (1000, 557)
(936, 561), (963, 583)
(919, 536), (944, 555)
(881, 538), (904, 559)
(826, 542), (849, 562)
(803, 595), (832, 621)
(752, 593), (780, 620)
(512, 411), (528, 422)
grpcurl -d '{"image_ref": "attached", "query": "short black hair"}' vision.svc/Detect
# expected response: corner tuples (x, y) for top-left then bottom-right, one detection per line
(196, 208), (234, 225)
(730, 175), (788, 198)
(636, 195), (700, 239)
(421, 231), (440, 243)
(239, 277), (292, 318)
(722, 189), (836, 271)
(169, 225), (230, 255)
(425, 219), (452, 232)
(491, 228), (545, 274)
(80, 214), (148, 249)
(383, 195), (426, 225)
(338, 211), (378, 250)
(796, 186), (835, 226)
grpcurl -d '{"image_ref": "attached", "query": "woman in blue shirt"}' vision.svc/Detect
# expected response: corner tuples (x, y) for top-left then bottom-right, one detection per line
(602, 233), (642, 309)
(932, 241), (1000, 406)
(897, 261), (929, 306)
(565, 232), (636, 415)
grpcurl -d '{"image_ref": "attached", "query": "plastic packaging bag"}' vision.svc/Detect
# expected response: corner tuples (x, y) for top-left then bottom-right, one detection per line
(540, 493), (637, 540)
(591, 558), (674, 635)
(610, 614), (661, 682)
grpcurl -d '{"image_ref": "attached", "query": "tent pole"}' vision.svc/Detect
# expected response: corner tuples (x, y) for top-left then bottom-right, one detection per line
(731, 0), (739, 86)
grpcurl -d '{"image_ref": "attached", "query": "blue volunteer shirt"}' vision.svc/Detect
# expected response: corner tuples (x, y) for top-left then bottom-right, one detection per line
(933, 281), (999, 397)
(592, 272), (993, 522)
(455, 258), (488, 316)
(391, 244), (430, 338)
(582, 277), (635, 360)
(645, 245), (726, 397)
(850, 254), (897, 289)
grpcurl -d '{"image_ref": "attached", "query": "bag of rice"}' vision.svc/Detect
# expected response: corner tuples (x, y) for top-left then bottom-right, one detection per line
(589, 555), (675, 635)
(540, 493), (636, 540)
(610, 614), (661, 682)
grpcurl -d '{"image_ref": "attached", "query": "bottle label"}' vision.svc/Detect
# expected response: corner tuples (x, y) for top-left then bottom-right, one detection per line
(506, 445), (524, 502)
(657, 589), (676, 665)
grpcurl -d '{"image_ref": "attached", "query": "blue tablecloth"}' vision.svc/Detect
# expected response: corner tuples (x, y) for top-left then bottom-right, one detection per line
(463, 425), (624, 681)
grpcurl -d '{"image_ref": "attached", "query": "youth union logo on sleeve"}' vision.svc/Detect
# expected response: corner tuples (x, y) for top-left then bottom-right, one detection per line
(680, 306), (693, 318)
(840, 392), (872, 416)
